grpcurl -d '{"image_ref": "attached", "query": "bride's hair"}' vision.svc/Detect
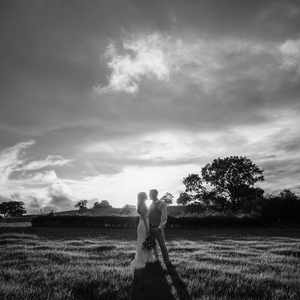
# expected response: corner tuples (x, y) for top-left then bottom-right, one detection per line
(137, 192), (147, 215)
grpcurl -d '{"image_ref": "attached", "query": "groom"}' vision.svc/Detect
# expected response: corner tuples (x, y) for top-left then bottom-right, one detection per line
(149, 189), (172, 268)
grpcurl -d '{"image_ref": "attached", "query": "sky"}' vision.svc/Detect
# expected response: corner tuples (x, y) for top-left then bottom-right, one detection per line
(1, 0), (300, 213)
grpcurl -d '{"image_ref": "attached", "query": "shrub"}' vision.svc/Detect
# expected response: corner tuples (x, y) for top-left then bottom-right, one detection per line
(260, 190), (300, 223)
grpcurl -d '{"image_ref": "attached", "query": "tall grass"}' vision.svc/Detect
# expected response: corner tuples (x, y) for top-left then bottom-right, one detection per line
(1, 229), (300, 299)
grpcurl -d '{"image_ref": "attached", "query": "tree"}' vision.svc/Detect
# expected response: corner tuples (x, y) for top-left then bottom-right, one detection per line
(0, 201), (26, 217)
(75, 200), (88, 212)
(93, 200), (112, 209)
(279, 189), (298, 201)
(182, 156), (264, 211)
(176, 192), (192, 205)
(40, 206), (56, 215)
(183, 174), (203, 195)
(238, 186), (264, 212)
(121, 204), (136, 215)
(202, 156), (264, 210)
(261, 189), (300, 222)
(160, 192), (174, 205)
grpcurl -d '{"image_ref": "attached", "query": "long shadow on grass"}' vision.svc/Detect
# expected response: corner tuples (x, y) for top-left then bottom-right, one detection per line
(167, 264), (191, 300)
(131, 261), (174, 300)
(131, 261), (191, 300)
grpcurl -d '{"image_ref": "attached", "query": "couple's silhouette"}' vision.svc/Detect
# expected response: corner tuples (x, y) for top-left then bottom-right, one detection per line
(130, 189), (190, 300)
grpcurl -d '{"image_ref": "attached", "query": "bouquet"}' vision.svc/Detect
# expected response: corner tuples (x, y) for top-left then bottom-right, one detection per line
(142, 234), (155, 250)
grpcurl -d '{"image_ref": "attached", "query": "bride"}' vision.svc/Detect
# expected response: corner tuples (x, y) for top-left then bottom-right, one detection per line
(131, 192), (156, 269)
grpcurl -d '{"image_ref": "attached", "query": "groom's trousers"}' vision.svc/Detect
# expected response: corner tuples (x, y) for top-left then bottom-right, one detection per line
(150, 227), (170, 265)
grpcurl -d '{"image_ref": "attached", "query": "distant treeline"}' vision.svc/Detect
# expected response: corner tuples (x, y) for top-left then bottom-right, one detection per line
(0, 216), (32, 222)
(2, 156), (300, 224)
(31, 213), (298, 229)
(260, 192), (300, 222)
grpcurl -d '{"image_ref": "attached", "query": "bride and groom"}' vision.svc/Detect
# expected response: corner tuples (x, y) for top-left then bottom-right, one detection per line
(131, 189), (191, 300)
(131, 189), (172, 270)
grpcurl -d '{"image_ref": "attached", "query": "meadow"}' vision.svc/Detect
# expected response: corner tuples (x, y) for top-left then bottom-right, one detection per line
(1, 226), (300, 300)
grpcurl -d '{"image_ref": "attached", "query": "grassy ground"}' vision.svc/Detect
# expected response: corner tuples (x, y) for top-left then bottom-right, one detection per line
(1, 227), (300, 300)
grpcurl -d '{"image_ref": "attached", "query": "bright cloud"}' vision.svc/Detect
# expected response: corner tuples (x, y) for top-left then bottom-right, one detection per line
(84, 115), (297, 165)
(2, 115), (300, 210)
(47, 181), (74, 211)
(85, 131), (193, 161)
(21, 155), (71, 171)
(0, 141), (73, 212)
(279, 38), (300, 72)
(96, 33), (171, 94)
(66, 165), (197, 206)
(80, 108), (300, 200)
(0, 140), (35, 185)
(97, 32), (300, 95)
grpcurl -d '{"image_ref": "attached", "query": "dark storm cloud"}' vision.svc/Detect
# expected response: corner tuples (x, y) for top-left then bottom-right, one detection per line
(0, 0), (300, 200)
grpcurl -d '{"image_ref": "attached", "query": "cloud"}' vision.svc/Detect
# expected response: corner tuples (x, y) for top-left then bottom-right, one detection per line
(1, 1), (300, 204)
(47, 181), (74, 211)
(279, 38), (300, 72)
(65, 164), (194, 206)
(79, 110), (300, 198)
(21, 155), (71, 171)
(20, 170), (59, 186)
(84, 130), (206, 167)
(82, 115), (294, 169)
(96, 32), (300, 98)
(95, 33), (171, 93)
(27, 196), (42, 214)
(0, 141), (72, 210)
(0, 140), (35, 185)
(0, 140), (71, 187)
(260, 156), (300, 194)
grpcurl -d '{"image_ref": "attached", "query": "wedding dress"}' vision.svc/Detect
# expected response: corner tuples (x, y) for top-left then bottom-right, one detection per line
(131, 209), (155, 269)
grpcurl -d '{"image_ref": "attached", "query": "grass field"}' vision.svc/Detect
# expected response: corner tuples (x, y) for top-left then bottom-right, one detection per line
(1, 227), (300, 300)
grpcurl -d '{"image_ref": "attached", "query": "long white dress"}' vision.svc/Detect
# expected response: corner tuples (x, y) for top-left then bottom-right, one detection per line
(131, 210), (155, 269)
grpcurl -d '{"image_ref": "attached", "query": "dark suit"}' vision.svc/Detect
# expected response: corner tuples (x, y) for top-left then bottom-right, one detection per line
(149, 200), (170, 265)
